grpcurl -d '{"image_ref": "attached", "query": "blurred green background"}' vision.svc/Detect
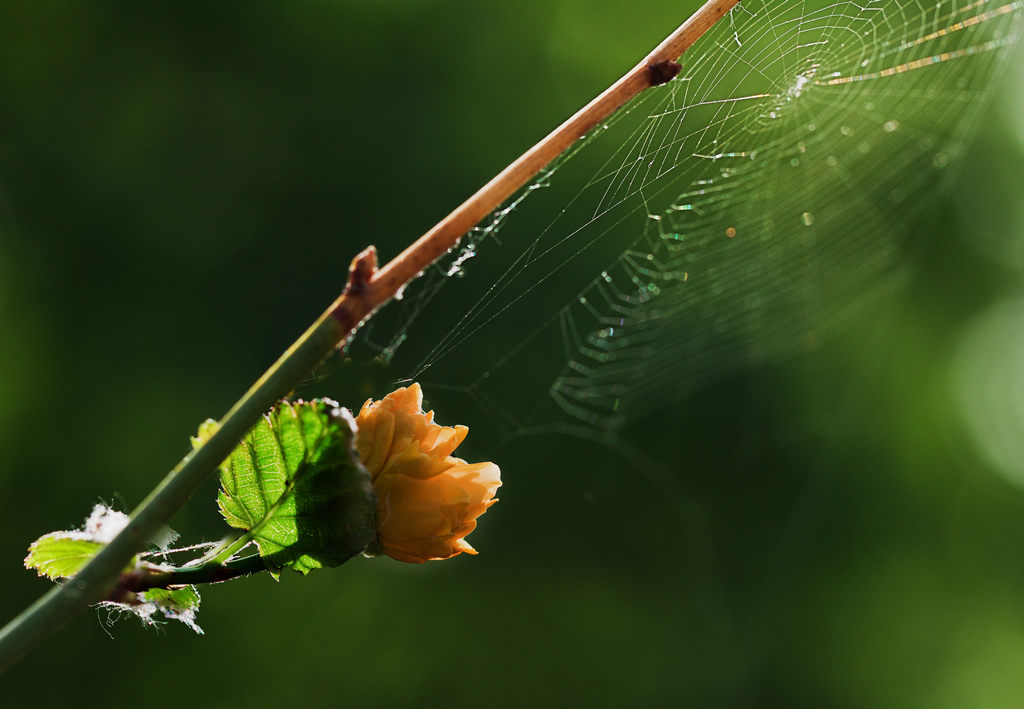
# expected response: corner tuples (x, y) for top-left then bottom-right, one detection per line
(3, 1), (1024, 707)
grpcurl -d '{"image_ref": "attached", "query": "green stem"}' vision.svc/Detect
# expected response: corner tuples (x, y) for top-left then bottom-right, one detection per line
(119, 555), (268, 593)
(170, 555), (268, 586)
(207, 538), (254, 571)
(0, 302), (347, 671)
(0, 0), (737, 672)
(206, 532), (253, 567)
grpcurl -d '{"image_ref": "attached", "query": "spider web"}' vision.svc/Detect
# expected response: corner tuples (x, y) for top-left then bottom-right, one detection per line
(351, 0), (1023, 443)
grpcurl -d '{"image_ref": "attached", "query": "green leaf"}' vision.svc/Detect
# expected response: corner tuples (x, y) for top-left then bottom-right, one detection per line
(208, 399), (376, 575)
(24, 536), (106, 580)
(139, 586), (202, 632)
(125, 585), (204, 634)
(24, 505), (140, 580)
(140, 585), (200, 612)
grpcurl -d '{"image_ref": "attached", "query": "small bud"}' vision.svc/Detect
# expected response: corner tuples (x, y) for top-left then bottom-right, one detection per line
(355, 384), (500, 563)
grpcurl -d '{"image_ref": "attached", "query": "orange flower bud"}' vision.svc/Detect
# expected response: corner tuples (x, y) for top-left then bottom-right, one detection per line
(354, 383), (501, 563)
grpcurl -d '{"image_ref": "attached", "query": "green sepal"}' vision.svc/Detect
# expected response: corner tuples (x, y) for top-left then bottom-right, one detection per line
(201, 399), (376, 576)
(24, 535), (136, 580)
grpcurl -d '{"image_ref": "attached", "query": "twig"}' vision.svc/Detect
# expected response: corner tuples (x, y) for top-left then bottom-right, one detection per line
(117, 555), (268, 593)
(352, 0), (739, 313)
(0, 0), (738, 671)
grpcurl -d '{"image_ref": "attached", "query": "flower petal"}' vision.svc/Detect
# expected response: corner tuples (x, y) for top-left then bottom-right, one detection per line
(354, 384), (501, 563)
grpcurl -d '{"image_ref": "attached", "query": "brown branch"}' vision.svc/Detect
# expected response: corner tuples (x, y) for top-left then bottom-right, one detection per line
(328, 0), (740, 338)
(0, 0), (738, 671)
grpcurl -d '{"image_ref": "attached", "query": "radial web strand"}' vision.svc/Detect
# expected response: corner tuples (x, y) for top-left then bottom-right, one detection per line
(350, 0), (1023, 441)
